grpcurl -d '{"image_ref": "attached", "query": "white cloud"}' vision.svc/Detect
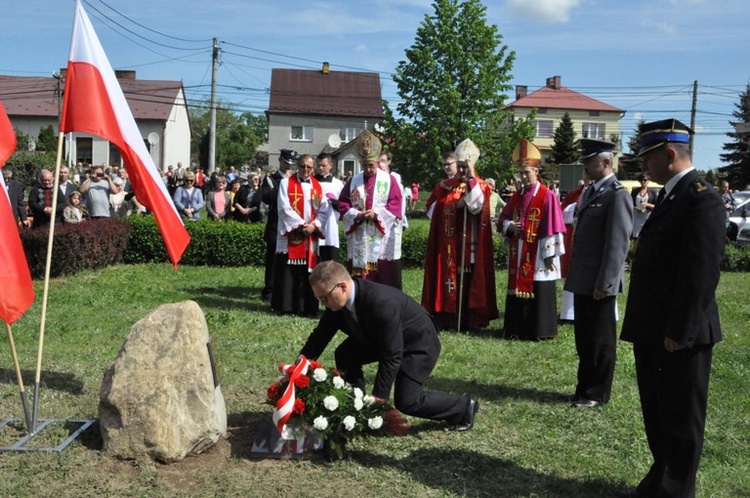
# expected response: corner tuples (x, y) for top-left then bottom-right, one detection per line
(354, 44), (369, 54)
(640, 19), (678, 36)
(505, 0), (582, 24)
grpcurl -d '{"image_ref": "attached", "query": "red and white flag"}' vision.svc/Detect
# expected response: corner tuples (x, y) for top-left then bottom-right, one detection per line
(0, 100), (35, 325)
(60, 0), (190, 267)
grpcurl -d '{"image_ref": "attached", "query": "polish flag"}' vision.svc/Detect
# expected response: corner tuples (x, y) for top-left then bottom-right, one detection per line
(60, 0), (189, 267)
(0, 100), (35, 325)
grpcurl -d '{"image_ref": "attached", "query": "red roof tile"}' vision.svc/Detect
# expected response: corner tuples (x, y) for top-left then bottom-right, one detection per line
(507, 85), (623, 113)
(268, 69), (383, 119)
(0, 75), (184, 121)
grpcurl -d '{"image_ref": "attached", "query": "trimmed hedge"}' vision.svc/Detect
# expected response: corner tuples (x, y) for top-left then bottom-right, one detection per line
(21, 219), (131, 279)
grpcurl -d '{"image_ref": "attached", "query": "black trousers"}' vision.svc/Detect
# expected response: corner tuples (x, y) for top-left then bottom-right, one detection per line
(333, 337), (467, 424)
(573, 294), (617, 403)
(261, 240), (276, 301)
(317, 245), (340, 263)
(633, 343), (713, 498)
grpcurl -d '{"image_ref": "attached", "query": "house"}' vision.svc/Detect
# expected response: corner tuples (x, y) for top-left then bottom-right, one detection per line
(505, 75), (625, 162)
(0, 71), (191, 172)
(266, 64), (384, 176)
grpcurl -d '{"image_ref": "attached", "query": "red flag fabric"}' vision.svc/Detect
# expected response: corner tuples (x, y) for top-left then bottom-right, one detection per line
(60, 0), (190, 267)
(0, 100), (35, 325)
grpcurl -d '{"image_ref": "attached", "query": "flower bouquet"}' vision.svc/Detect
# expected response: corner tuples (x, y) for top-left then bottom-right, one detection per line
(265, 355), (407, 459)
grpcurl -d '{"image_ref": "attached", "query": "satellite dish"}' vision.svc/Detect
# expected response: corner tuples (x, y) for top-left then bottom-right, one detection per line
(327, 134), (342, 148)
(147, 132), (160, 145)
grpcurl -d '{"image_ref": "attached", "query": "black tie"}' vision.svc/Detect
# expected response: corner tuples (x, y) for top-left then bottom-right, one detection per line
(655, 188), (666, 207)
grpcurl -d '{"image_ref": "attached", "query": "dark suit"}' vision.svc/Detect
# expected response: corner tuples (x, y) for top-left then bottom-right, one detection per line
(261, 171), (284, 301)
(6, 178), (28, 224)
(621, 169), (724, 498)
(28, 184), (65, 228)
(59, 180), (78, 203)
(300, 278), (469, 423)
(565, 176), (633, 403)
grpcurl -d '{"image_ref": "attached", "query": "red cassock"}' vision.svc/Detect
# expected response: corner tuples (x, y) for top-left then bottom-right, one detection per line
(421, 177), (498, 328)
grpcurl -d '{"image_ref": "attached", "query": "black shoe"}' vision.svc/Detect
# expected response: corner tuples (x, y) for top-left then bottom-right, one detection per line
(615, 489), (646, 498)
(571, 398), (603, 408)
(451, 397), (479, 431)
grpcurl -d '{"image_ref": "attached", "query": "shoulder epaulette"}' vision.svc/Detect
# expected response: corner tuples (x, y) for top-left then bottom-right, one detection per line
(612, 180), (625, 190)
(693, 180), (708, 193)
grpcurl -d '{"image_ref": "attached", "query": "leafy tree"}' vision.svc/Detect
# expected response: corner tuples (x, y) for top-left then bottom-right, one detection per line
(190, 100), (266, 171)
(8, 129), (56, 187)
(381, 0), (530, 186)
(720, 82), (750, 188)
(550, 112), (577, 166)
(36, 125), (58, 153)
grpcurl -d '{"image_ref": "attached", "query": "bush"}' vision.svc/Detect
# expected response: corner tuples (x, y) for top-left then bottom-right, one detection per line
(722, 243), (750, 272)
(21, 219), (131, 278)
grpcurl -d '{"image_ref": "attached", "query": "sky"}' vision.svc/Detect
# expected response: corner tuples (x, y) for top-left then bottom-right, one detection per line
(3, 0), (749, 170)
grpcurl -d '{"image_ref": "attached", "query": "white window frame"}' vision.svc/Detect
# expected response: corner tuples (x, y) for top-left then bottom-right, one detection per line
(290, 125), (313, 142)
(582, 122), (606, 140)
(534, 119), (554, 138)
(339, 127), (360, 143)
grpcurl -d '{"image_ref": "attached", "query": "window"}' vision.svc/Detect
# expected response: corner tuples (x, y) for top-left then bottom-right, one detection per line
(110, 141), (122, 165)
(582, 122), (606, 139)
(290, 125), (313, 142)
(76, 137), (93, 164)
(339, 127), (360, 143)
(534, 120), (554, 138)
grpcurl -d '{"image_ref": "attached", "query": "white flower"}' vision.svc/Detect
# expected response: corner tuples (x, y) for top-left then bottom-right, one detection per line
(343, 416), (356, 431)
(323, 395), (339, 411)
(313, 416), (329, 431)
(363, 395), (376, 406)
(354, 397), (364, 411)
(368, 416), (383, 430)
(353, 387), (364, 399)
(312, 368), (327, 382)
(332, 376), (346, 389)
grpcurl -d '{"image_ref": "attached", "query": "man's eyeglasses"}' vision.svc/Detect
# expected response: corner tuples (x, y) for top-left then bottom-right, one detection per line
(442, 161), (456, 167)
(317, 283), (340, 303)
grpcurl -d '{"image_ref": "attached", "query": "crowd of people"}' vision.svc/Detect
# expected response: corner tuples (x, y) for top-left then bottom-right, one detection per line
(4, 118), (726, 496)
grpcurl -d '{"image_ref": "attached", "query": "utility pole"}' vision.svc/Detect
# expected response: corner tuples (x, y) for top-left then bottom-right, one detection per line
(208, 37), (219, 174)
(690, 80), (698, 159)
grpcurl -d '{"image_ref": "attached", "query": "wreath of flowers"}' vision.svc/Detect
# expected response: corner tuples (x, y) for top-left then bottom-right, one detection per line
(266, 356), (407, 458)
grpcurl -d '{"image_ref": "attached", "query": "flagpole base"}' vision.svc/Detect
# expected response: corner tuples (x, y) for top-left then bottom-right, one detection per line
(0, 418), (95, 453)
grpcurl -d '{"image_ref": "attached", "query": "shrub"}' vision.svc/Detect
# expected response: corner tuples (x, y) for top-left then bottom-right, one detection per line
(722, 243), (750, 272)
(21, 219), (131, 278)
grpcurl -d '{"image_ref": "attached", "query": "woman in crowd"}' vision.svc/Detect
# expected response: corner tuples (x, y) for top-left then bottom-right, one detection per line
(631, 174), (657, 238)
(206, 175), (230, 220)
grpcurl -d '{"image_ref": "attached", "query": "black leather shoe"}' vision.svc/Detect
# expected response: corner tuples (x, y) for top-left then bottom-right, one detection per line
(616, 489), (646, 498)
(451, 397), (479, 431)
(571, 398), (603, 408)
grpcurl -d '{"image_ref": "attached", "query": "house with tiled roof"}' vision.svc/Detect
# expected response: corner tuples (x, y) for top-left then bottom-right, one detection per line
(266, 64), (384, 175)
(505, 75), (625, 163)
(0, 71), (191, 172)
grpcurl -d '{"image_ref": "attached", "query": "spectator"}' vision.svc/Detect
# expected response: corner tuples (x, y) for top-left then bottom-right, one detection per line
(3, 167), (30, 228)
(719, 180), (735, 217)
(63, 190), (87, 224)
(631, 174), (657, 238)
(172, 171), (204, 221)
(485, 178), (506, 225)
(410, 182), (420, 210)
(206, 175), (230, 220)
(80, 165), (119, 219)
(109, 177), (131, 217)
(28, 169), (65, 228)
(58, 165), (78, 203)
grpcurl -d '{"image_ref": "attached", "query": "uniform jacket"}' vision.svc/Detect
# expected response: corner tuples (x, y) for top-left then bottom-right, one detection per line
(564, 176), (633, 296)
(261, 171), (283, 243)
(621, 170), (725, 347)
(300, 277), (441, 400)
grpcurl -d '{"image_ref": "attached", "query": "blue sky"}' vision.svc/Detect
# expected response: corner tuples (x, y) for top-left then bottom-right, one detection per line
(3, 0), (749, 170)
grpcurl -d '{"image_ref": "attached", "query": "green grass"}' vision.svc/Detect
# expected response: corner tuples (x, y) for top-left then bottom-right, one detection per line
(0, 265), (748, 497)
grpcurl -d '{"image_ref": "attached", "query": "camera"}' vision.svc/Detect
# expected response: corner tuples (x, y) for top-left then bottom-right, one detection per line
(96, 172), (104, 178)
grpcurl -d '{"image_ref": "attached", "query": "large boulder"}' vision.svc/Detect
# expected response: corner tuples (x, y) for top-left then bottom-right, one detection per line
(99, 300), (227, 463)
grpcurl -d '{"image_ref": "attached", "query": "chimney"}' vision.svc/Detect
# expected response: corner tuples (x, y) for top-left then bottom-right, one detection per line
(115, 70), (136, 80)
(546, 75), (561, 89)
(322, 62), (330, 75)
(515, 85), (528, 100)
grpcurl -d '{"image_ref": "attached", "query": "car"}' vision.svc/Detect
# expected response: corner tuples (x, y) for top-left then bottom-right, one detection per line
(727, 195), (750, 245)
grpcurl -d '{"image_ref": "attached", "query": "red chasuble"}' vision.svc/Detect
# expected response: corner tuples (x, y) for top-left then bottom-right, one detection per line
(286, 174), (322, 270)
(421, 177), (498, 327)
(506, 183), (550, 298)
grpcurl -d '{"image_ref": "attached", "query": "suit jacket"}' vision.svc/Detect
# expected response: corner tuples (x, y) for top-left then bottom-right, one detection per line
(28, 184), (65, 226)
(6, 178), (27, 223)
(631, 187), (657, 207)
(300, 277), (441, 399)
(261, 171), (283, 243)
(59, 180), (79, 202)
(565, 176), (633, 296)
(621, 170), (725, 347)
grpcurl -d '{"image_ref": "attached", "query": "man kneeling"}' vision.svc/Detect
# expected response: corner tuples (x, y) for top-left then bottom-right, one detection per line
(300, 261), (478, 431)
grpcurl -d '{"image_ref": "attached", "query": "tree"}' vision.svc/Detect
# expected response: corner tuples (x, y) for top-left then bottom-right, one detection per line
(719, 82), (750, 188)
(550, 112), (577, 166)
(381, 0), (530, 186)
(36, 125), (58, 153)
(190, 100), (267, 171)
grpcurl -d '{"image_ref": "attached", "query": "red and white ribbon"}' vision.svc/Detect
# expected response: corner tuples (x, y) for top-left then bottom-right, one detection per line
(272, 356), (311, 433)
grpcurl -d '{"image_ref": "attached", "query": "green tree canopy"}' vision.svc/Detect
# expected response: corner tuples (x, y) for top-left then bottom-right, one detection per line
(550, 112), (578, 166)
(719, 82), (750, 188)
(381, 0), (532, 186)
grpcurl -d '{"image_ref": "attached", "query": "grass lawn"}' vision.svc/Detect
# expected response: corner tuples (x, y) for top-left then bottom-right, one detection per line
(0, 265), (748, 497)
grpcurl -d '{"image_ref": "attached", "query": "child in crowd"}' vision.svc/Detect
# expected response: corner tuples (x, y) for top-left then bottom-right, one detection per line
(63, 191), (87, 224)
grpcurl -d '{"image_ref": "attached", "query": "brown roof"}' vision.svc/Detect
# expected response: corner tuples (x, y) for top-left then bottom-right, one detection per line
(507, 85), (623, 113)
(0, 74), (184, 121)
(268, 69), (383, 119)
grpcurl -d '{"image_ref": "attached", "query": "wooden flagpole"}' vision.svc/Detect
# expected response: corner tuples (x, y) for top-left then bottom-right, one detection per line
(5, 323), (32, 432)
(31, 132), (66, 432)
